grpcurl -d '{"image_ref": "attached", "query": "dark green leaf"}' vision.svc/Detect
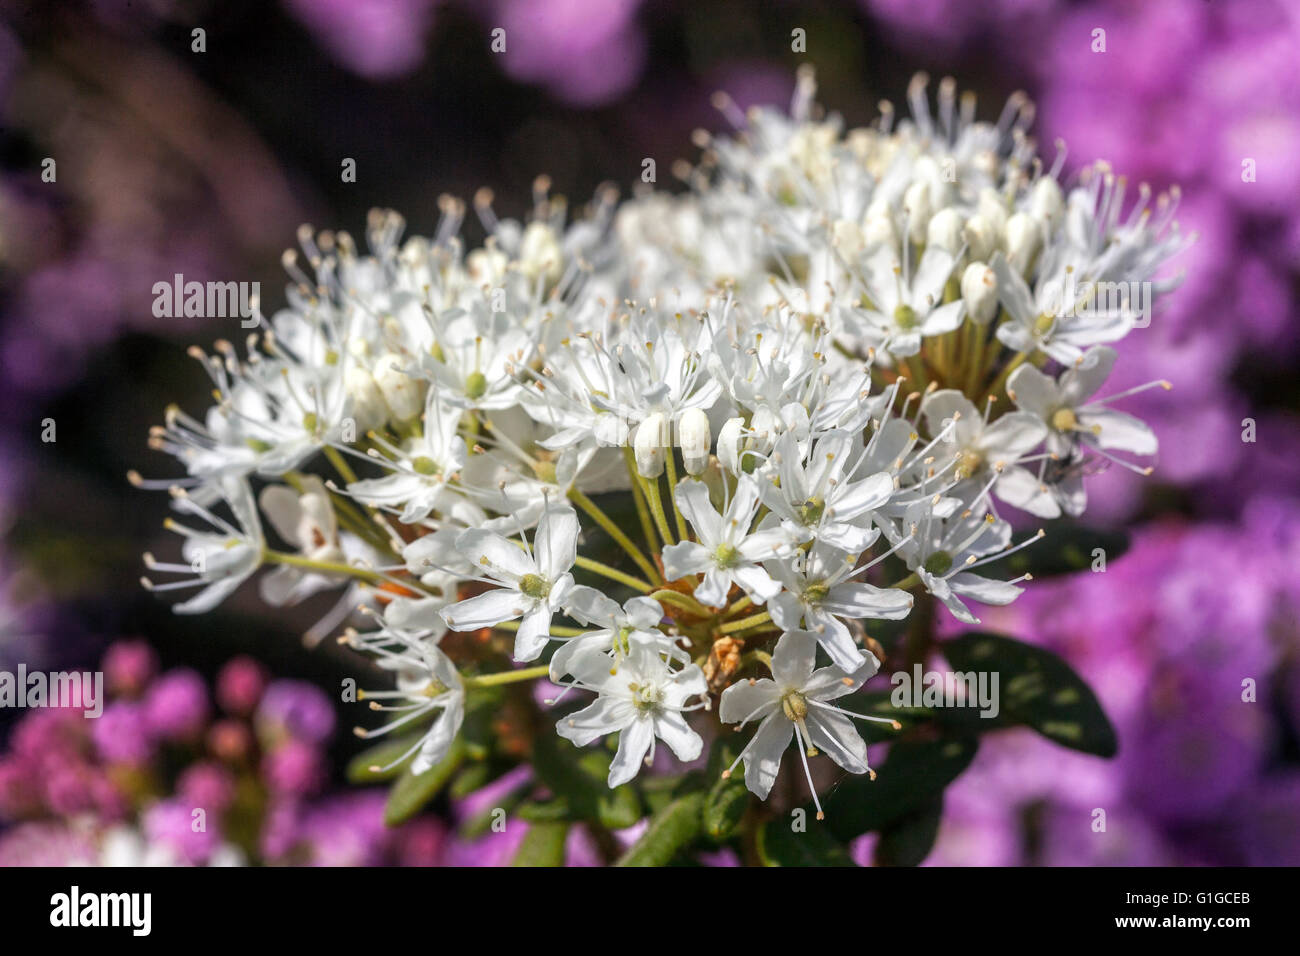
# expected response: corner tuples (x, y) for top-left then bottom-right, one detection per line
(615, 793), (705, 867)
(874, 797), (943, 867)
(942, 631), (1117, 757)
(531, 733), (641, 829)
(979, 524), (1129, 579)
(510, 822), (569, 867)
(822, 737), (979, 842)
(345, 733), (423, 784)
(757, 819), (857, 866)
(383, 738), (466, 826)
(702, 737), (749, 841)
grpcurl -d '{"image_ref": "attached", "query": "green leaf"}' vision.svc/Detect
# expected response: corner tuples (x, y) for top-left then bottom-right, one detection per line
(874, 797), (943, 867)
(448, 758), (515, 799)
(509, 822), (569, 867)
(615, 793), (705, 867)
(942, 631), (1117, 757)
(459, 785), (529, 839)
(345, 733), (423, 783)
(383, 738), (466, 826)
(822, 737), (979, 842)
(531, 733), (641, 829)
(702, 737), (750, 841)
(979, 524), (1129, 579)
(757, 819), (857, 866)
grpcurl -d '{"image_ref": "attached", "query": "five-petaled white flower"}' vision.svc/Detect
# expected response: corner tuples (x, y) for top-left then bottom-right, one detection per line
(441, 504), (578, 661)
(718, 629), (896, 819)
(663, 477), (795, 607)
(557, 644), (708, 787)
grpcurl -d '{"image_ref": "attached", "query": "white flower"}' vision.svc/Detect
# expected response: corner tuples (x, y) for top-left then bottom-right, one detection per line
(1007, 345), (1160, 458)
(757, 430), (895, 552)
(662, 477), (795, 607)
(347, 391), (467, 523)
(888, 499), (1040, 624)
(347, 625), (465, 776)
(550, 585), (677, 680)
(850, 248), (966, 357)
(257, 475), (345, 606)
(767, 541), (912, 670)
(441, 504), (578, 661)
(557, 644), (707, 787)
(922, 388), (1049, 511)
(718, 629), (894, 818)
(142, 477), (263, 614)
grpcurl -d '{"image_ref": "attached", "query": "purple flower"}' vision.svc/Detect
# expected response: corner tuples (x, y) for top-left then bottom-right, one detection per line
(255, 679), (336, 745)
(142, 798), (221, 865)
(102, 639), (158, 697)
(216, 655), (268, 716)
(92, 701), (155, 766)
(142, 668), (210, 741)
(261, 737), (327, 797)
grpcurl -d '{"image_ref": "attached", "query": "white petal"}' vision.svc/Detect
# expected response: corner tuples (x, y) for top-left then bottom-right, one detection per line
(441, 588), (524, 632)
(654, 711), (703, 762)
(608, 717), (655, 787)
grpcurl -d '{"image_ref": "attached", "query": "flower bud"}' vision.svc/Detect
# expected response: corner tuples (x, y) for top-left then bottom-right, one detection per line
(678, 408), (711, 476)
(518, 221), (562, 285)
(1030, 176), (1064, 230)
(344, 366), (388, 431)
(902, 181), (931, 245)
(961, 262), (999, 324)
(961, 214), (1000, 263)
(926, 207), (965, 256)
(634, 413), (669, 478)
(373, 354), (422, 422)
(1004, 212), (1041, 275)
(716, 417), (744, 475)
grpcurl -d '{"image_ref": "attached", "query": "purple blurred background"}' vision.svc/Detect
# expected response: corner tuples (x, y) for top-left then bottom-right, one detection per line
(1, 0), (1297, 864)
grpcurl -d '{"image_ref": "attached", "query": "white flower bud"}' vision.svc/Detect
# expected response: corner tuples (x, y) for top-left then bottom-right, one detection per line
(373, 353), (422, 422)
(862, 206), (898, 252)
(716, 417), (744, 475)
(1005, 212), (1041, 275)
(518, 222), (562, 285)
(634, 413), (669, 478)
(976, 188), (1009, 234)
(903, 181), (931, 245)
(830, 218), (866, 260)
(344, 366), (388, 432)
(678, 408), (711, 476)
(1030, 176), (1064, 230)
(961, 262), (999, 324)
(961, 215), (999, 263)
(926, 207), (965, 256)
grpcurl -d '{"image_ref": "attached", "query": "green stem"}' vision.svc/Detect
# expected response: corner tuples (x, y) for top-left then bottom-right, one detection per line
(623, 446), (661, 554)
(650, 588), (710, 618)
(264, 550), (387, 586)
(324, 445), (360, 485)
(569, 488), (662, 584)
(640, 474), (676, 547)
(719, 610), (771, 634)
(494, 621), (588, 638)
(463, 665), (551, 688)
(574, 555), (654, 594)
(664, 452), (690, 542)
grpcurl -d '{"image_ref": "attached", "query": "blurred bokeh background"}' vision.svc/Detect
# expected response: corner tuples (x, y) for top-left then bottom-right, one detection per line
(1, 0), (1298, 865)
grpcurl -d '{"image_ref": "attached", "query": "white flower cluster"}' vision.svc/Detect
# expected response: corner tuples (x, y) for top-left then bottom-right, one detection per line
(136, 70), (1185, 816)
